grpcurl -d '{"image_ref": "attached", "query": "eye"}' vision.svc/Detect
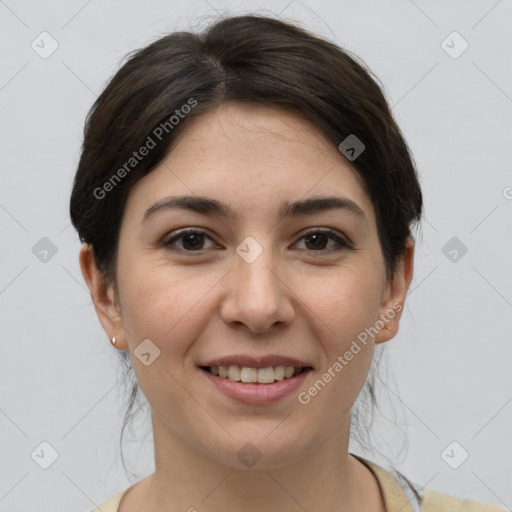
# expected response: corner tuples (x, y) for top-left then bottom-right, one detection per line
(163, 228), (216, 252)
(294, 228), (353, 253)
(163, 227), (352, 254)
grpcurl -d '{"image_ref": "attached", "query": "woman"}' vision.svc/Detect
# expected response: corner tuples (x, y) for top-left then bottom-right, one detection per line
(70, 14), (507, 512)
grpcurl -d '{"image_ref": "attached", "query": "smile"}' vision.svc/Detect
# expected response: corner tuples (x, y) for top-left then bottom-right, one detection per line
(199, 365), (313, 405)
(201, 365), (308, 384)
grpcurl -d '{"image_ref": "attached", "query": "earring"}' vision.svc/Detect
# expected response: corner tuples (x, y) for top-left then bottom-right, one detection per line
(111, 336), (117, 346)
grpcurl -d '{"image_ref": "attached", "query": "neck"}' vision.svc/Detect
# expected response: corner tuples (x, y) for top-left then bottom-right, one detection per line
(142, 413), (384, 512)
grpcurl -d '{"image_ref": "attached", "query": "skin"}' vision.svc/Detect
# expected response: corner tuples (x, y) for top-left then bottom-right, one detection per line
(80, 102), (414, 512)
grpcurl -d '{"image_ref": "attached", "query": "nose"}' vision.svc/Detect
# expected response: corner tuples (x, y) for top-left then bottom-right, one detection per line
(219, 247), (295, 334)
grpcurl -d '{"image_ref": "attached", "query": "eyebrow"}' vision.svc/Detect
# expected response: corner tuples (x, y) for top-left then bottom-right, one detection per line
(142, 194), (368, 224)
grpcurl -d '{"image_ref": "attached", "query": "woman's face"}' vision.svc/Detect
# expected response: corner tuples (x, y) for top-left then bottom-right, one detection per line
(82, 102), (413, 469)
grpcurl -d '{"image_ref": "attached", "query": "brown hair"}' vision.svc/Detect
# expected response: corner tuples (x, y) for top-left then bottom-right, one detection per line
(70, 13), (422, 475)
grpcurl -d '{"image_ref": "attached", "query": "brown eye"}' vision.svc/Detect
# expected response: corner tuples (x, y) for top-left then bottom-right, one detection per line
(304, 232), (329, 250)
(163, 229), (215, 252)
(163, 227), (352, 254)
(295, 228), (352, 253)
(180, 233), (205, 250)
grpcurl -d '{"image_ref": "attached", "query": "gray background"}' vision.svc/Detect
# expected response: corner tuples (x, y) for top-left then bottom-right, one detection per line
(1, 0), (511, 510)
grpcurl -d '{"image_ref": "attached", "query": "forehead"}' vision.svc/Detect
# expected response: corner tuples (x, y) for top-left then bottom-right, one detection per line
(169, 102), (346, 164)
(123, 102), (375, 225)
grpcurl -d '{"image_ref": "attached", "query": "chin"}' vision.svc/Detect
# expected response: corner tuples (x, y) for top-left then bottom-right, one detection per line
(204, 431), (310, 471)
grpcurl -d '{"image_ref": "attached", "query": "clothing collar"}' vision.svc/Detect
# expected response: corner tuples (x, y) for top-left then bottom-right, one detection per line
(352, 453), (421, 512)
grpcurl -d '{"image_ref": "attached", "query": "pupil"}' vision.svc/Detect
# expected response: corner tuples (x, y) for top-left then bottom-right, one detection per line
(306, 233), (326, 250)
(183, 234), (203, 250)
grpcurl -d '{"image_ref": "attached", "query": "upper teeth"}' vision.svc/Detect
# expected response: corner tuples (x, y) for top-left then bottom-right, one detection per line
(209, 365), (301, 384)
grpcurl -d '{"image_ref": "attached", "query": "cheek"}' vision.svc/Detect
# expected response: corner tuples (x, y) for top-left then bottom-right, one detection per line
(119, 262), (216, 352)
(312, 268), (383, 341)
(117, 267), (214, 406)
(307, 270), (381, 392)
(298, 276), (378, 419)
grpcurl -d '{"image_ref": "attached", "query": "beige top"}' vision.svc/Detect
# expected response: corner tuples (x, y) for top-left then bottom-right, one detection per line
(89, 455), (509, 511)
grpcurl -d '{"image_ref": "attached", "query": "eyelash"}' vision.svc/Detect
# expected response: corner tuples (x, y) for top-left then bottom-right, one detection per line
(162, 227), (353, 255)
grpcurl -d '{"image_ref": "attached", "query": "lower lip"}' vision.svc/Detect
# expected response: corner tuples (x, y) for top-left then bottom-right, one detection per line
(199, 367), (312, 405)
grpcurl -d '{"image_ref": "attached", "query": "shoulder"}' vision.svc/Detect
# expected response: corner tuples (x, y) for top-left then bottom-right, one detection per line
(88, 488), (128, 512)
(421, 487), (510, 512)
(88, 474), (152, 511)
(353, 454), (509, 512)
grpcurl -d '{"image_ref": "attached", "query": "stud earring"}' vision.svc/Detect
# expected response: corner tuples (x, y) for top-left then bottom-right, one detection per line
(111, 336), (117, 346)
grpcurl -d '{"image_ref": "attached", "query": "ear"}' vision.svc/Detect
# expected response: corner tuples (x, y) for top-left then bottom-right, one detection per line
(79, 243), (128, 350)
(374, 237), (415, 344)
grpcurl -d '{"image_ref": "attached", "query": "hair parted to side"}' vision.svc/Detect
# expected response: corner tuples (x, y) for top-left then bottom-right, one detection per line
(70, 13), (422, 477)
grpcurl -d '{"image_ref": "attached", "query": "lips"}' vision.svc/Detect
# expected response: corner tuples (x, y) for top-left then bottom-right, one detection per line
(199, 364), (312, 404)
(196, 353), (314, 403)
